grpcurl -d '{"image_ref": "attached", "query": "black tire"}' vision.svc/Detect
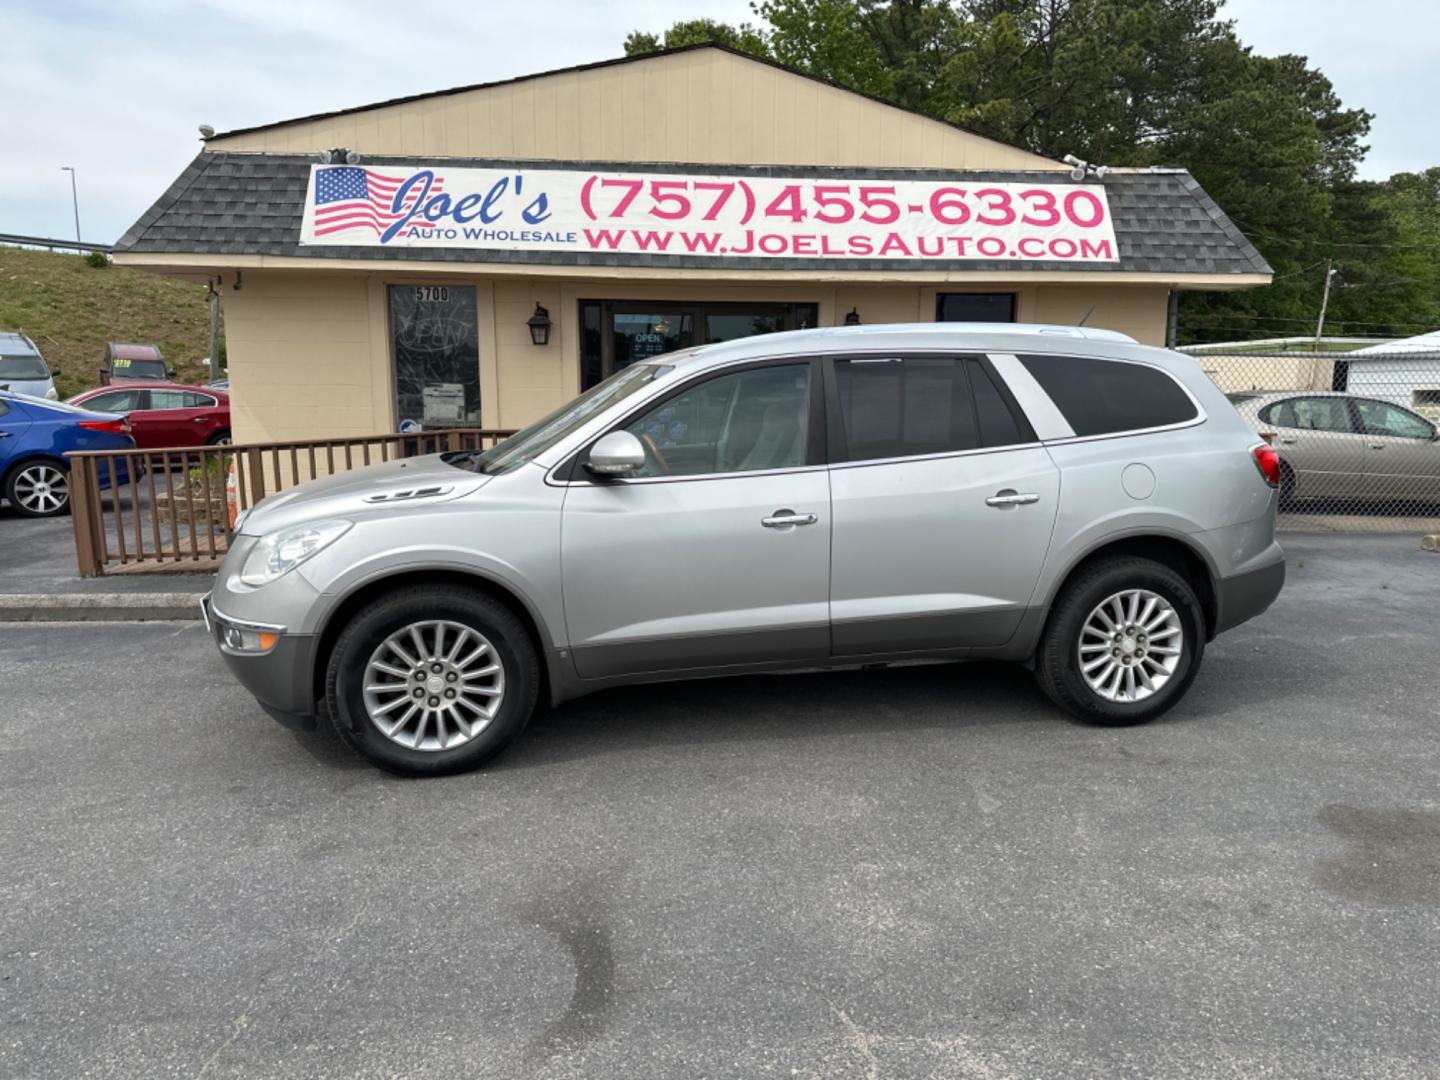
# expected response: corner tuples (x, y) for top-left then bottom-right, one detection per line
(4, 459), (70, 517)
(1035, 556), (1206, 726)
(324, 585), (540, 776)
(1277, 460), (1297, 511)
(206, 430), (232, 446)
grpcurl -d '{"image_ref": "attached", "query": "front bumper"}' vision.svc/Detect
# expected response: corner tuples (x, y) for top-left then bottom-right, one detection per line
(202, 593), (320, 731)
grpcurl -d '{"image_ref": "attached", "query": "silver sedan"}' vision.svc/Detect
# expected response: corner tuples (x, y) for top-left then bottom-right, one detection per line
(1230, 391), (1440, 505)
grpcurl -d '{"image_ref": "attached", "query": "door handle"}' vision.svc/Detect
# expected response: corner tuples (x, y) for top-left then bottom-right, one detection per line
(1369, 443), (1385, 450)
(986, 491), (1040, 508)
(1278, 437), (1298, 445)
(761, 509), (818, 529)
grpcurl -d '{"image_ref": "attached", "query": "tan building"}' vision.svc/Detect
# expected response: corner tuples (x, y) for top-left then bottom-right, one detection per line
(115, 44), (1270, 443)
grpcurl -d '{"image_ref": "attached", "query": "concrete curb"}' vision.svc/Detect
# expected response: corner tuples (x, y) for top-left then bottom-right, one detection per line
(1423, 534), (1440, 552)
(0, 593), (205, 622)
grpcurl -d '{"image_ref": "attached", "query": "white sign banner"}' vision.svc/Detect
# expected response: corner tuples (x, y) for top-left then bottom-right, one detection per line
(300, 164), (1119, 262)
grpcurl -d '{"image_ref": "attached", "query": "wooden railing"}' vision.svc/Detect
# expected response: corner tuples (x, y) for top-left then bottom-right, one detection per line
(66, 428), (515, 577)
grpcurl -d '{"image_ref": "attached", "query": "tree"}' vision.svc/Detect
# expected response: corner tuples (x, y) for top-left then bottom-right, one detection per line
(624, 2), (1430, 343)
(623, 19), (769, 58)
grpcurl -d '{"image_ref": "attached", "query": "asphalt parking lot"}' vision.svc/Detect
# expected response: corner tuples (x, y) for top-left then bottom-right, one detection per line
(2, 532), (1438, 1079)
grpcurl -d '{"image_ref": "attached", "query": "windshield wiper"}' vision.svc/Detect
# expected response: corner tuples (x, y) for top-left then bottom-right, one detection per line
(440, 449), (489, 474)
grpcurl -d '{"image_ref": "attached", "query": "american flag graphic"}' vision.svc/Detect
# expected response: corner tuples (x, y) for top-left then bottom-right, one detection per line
(311, 167), (445, 238)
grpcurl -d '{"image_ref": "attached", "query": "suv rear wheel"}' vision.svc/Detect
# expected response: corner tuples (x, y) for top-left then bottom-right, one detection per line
(1035, 557), (1206, 725)
(325, 585), (539, 775)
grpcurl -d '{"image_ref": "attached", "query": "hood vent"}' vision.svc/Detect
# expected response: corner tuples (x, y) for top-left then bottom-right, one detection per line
(364, 484), (454, 505)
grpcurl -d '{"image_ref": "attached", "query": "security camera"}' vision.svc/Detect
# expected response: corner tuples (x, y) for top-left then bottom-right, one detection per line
(1069, 165), (1088, 182)
(345, 150), (362, 165)
(1062, 154), (1085, 168)
(198, 124), (215, 139)
(1093, 165), (1109, 179)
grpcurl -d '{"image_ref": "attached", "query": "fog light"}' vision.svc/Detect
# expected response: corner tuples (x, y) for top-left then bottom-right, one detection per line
(222, 624), (279, 653)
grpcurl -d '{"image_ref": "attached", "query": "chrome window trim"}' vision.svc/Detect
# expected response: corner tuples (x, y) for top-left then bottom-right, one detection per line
(826, 440), (1046, 472)
(547, 461), (830, 488)
(1038, 414), (1208, 446)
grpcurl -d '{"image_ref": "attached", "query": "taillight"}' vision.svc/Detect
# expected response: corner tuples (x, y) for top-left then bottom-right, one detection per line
(79, 418), (130, 435)
(1251, 443), (1281, 488)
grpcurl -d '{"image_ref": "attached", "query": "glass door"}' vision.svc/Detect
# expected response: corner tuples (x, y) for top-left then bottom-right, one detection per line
(580, 301), (818, 389)
(610, 309), (695, 374)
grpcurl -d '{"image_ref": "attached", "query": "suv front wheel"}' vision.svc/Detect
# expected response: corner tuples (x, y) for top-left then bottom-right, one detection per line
(325, 585), (539, 775)
(1035, 557), (1206, 726)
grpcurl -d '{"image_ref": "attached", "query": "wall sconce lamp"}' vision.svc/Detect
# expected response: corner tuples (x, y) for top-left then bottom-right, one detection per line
(527, 304), (552, 346)
(844, 307), (861, 326)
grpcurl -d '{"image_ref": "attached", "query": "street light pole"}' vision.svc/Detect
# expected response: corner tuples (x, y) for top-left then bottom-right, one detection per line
(60, 166), (80, 243)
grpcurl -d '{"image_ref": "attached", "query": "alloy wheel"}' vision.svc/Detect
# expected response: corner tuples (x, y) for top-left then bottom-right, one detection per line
(361, 620), (505, 751)
(12, 464), (68, 515)
(1077, 588), (1184, 703)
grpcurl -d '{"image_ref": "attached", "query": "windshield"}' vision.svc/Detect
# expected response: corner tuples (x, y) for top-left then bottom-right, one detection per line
(450, 363), (669, 475)
(0, 354), (49, 381)
(111, 358), (167, 379)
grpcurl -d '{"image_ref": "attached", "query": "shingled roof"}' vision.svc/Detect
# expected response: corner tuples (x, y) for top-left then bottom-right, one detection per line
(116, 152), (1271, 278)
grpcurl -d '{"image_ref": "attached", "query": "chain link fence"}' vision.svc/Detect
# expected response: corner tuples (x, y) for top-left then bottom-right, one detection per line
(1183, 348), (1440, 533)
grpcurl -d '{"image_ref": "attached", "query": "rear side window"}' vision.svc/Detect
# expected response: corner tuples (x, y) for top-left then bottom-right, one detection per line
(86, 389), (145, 413)
(1018, 354), (1198, 437)
(835, 357), (978, 461)
(1260, 397), (1353, 434)
(184, 392), (217, 408)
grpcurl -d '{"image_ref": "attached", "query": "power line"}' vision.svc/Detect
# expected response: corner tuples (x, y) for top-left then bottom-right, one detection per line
(1232, 219), (1440, 253)
(1180, 313), (1440, 329)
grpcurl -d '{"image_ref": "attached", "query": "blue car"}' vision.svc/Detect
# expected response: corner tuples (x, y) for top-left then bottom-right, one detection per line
(0, 390), (137, 518)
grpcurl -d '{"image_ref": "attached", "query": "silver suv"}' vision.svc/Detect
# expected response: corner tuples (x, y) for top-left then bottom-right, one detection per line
(204, 324), (1285, 775)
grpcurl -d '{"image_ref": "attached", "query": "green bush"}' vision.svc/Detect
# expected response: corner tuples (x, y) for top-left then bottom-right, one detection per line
(186, 454), (231, 490)
(84, 251), (109, 269)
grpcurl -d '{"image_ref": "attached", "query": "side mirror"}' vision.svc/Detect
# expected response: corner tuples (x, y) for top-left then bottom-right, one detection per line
(167, 369), (178, 380)
(585, 430), (646, 478)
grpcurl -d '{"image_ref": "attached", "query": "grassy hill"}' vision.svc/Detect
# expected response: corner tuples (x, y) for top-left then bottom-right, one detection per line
(0, 245), (220, 398)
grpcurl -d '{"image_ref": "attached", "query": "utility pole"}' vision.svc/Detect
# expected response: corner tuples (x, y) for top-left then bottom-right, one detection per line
(60, 166), (80, 243)
(1313, 260), (1336, 348)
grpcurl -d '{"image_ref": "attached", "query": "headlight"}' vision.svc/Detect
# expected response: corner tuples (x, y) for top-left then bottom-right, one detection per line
(236, 519), (351, 587)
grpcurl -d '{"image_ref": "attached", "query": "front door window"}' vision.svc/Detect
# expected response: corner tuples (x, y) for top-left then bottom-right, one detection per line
(624, 364), (812, 478)
(389, 285), (480, 429)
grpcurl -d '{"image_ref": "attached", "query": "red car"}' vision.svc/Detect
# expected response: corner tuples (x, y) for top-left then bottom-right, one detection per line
(68, 382), (230, 448)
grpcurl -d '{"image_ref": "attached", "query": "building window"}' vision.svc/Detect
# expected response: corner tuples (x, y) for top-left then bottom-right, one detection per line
(936, 293), (1016, 323)
(388, 285), (480, 429)
(579, 301), (820, 389)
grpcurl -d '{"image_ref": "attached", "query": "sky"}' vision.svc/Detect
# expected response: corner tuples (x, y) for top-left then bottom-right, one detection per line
(1, 0), (1434, 245)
